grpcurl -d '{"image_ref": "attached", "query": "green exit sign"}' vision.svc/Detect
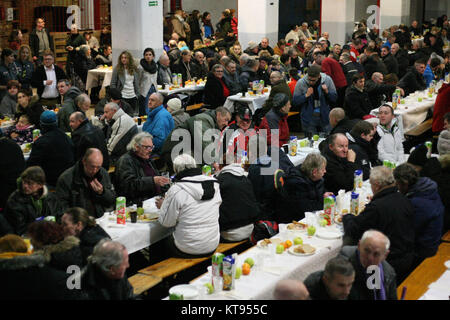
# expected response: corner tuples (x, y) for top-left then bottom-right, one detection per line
(149, 1), (158, 6)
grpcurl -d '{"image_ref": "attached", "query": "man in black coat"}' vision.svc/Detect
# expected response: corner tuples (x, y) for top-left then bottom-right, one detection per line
(362, 48), (388, 79)
(344, 74), (373, 120)
(346, 121), (378, 181)
(304, 256), (355, 300)
(70, 112), (109, 169)
(80, 239), (135, 300)
(380, 46), (399, 76)
(391, 43), (409, 79)
(329, 108), (359, 135)
(191, 51), (209, 80)
(365, 72), (396, 110)
(203, 65), (229, 108)
(339, 231), (398, 300)
(342, 166), (415, 283)
(0, 137), (25, 209)
(223, 60), (241, 96)
(239, 58), (259, 91)
(56, 148), (115, 218)
(171, 50), (195, 84)
(397, 59), (428, 96)
(27, 111), (75, 187)
(321, 133), (362, 194)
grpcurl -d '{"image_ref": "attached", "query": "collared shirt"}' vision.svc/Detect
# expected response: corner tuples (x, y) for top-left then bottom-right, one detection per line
(41, 64), (59, 99)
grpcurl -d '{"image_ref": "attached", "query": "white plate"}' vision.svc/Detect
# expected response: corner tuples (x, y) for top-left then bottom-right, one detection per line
(257, 238), (282, 248)
(288, 245), (316, 256)
(169, 284), (199, 300)
(316, 229), (343, 240)
(334, 216), (343, 225)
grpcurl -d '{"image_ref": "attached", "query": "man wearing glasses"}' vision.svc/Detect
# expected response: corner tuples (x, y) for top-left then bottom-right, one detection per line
(114, 132), (170, 206)
(293, 65), (337, 137)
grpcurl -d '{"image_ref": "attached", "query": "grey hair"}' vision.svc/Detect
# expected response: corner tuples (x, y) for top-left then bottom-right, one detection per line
(159, 53), (170, 62)
(245, 58), (259, 68)
(173, 153), (197, 174)
(70, 111), (86, 122)
(105, 102), (120, 111)
(239, 53), (250, 64)
(340, 52), (351, 62)
(75, 93), (90, 107)
(151, 92), (164, 104)
(270, 70), (282, 79)
(301, 153), (327, 178)
(369, 166), (395, 188)
(127, 132), (153, 152)
(211, 64), (224, 72)
(80, 44), (90, 55)
(87, 239), (126, 274)
(360, 229), (391, 251)
(215, 106), (231, 117)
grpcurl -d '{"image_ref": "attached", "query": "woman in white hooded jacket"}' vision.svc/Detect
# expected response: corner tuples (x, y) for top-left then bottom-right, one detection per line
(376, 104), (404, 163)
(157, 154), (221, 258)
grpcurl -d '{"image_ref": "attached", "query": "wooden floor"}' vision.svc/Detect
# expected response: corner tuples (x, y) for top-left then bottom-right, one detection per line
(397, 243), (450, 300)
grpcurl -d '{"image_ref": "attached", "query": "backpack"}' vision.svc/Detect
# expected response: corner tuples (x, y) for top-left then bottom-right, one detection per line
(250, 220), (279, 245)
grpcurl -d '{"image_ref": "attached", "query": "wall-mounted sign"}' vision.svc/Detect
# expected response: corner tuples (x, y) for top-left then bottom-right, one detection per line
(149, 1), (158, 7)
(6, 8), (14, 21)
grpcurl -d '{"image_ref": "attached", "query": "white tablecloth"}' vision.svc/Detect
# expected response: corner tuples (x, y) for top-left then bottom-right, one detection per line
(96, 198), (172, 254)
(287, 138), (325, 167)
(370, 90), (436, 137)
(158, 84), (205, 96)
(419, 270), (450, 300)
(223, 92), (270, 114)
(86, 67), (113, 90)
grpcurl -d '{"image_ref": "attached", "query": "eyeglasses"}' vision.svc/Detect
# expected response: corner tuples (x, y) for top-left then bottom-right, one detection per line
(214, 70), (224, 73)
(140, 144), (154, 150)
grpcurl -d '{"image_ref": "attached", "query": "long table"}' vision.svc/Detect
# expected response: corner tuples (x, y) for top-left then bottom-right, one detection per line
(287, 138), (325, 167)
(223, 91), (271, 114)
(398, 243), (450, 300)
(158, 84), (205, 96)
(86, 67), (113, 90)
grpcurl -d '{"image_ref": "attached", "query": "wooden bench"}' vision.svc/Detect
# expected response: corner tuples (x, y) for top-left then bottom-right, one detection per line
(186, 103), (204, 112)
(442, 230), (450, 243)
(128, 273), (163, 296)
(138, 241), (250, 279)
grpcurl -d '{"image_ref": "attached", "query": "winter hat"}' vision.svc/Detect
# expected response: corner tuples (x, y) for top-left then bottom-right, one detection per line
(408, 144), (429, 167)
(248, 41), (258, 50)
(237, 104), (252, 120)
(109, 87), (122, 100)
(437, 130), (450, 155)
(40, 110), (57, 126)
(167, 98), (182, 113)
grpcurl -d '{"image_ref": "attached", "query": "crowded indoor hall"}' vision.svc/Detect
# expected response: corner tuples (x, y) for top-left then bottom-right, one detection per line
(0, 0), (449, 303)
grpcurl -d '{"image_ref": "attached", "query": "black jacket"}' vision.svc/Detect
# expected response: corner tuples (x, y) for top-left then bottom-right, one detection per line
(365, 79), (396, 110)
(191, 60), (209, 79)
(331, 117), (359, 135)
(72, 119), (110, 169)
(29, 28), (54, 59)
(279, 168), (326, 223)
(362, 56), (388, 79)
(304, 270), (335, 300)
(4, 184), (60, 236)
(171, 59), (195, 84)
(75, 54), (97, 84)
(56, 160), (115, 219)
(239, 66), (258, 92)
(381, 53), (399, 76)
(322, 145), (361, 194)
(0, 137), (25, 209)
(342, 61), (359, 87)
(342, 186), (415, 281)
(95, 98), (133, 118)
(217, 165), (260, 231)
(79, 224), (111, 264)
(262, 80), (292, 114)
(222, 69), (241, 96)
(114, 151), (162, 206)
(0, 253), (78, 300)
(339, 246), (398, 300)
(344, 86), (373, 120)
(27, 125), (75, 186)
(31, 64), (67, 98)
(80, 263), (135, 300)
(398, 67), (427, 96)
(393, 48), (409, 79)
(346, 132), (374, 181)
(203, 72), (228, 108)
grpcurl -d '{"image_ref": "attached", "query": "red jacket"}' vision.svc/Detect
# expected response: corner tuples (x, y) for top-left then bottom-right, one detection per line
(288, 79), (298, 96)
(321, 57), (347, 89)
(350, 45), (360, 63)
(433, 83), (450, 132)
(258, 109), (289, 147)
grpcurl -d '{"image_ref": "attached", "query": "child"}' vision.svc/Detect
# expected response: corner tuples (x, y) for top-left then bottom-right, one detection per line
(6, 114), (34, 145)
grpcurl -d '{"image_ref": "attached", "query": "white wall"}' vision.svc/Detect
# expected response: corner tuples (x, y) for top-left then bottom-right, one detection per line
(182, 0), (238, 28)
(322, 0), (355, 45)
(238, 0), (279, 49)
(424, 0), (450, 21)
(111, 0), (164, 66)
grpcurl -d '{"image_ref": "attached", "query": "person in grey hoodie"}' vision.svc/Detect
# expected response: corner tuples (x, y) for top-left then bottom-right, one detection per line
(0, 80), (19, 118)
(166, 97), (189, 128)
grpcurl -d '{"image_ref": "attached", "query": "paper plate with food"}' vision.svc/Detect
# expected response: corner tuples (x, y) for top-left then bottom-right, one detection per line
(288, 243), (316, 256)
(286, 221), (308, 232)
(257, 238), (283, 248)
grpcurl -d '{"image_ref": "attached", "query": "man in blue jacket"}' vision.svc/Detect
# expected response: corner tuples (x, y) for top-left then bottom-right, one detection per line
(293, 65), (337, 137)
(142, 92), (174, 153)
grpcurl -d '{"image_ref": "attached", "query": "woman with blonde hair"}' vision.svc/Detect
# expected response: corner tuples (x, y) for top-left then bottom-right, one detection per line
(110, 50), (140, 116)
(229, 42), (242, 64)
(14, 45), (34, 89)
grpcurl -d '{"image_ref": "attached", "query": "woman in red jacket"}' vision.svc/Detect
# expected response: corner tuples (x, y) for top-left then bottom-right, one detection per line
(259, 93), (291, 147)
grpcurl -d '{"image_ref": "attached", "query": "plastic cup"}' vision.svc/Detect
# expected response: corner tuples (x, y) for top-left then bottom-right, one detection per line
(213, 276), (223, 294)
(130, 211), (137, 223)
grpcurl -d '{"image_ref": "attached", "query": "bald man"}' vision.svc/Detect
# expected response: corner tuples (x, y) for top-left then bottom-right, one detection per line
(273, 279), (310, 300)
(329, 108), (359, 135)
(56, 148), (116, 218)
(339, 230), (398, 300)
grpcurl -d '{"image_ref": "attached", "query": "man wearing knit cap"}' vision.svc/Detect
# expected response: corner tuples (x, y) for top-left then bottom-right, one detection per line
(244, 41), (259, 56)
(27, 110), (74, 187)
(407, 144), (442, 182)
(166, 98), (190, 128)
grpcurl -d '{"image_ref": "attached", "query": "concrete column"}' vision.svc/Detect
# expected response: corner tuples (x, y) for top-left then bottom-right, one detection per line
(110, 0), (163, 67)
(238, 0), (279, 52)
(321, 0), (356, 45)
(379, 0), (410, 31)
